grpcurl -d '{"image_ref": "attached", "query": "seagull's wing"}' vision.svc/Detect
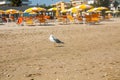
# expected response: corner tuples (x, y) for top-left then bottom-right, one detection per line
(53, 37), (64, 44)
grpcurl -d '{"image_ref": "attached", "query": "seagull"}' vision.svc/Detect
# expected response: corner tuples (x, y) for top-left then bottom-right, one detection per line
(49, 34), (64, 46)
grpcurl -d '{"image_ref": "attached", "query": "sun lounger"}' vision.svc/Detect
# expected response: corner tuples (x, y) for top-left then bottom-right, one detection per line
(67, 15), (75, 24)
(24, 17), (35, 26)
(16, 17), (24, 25)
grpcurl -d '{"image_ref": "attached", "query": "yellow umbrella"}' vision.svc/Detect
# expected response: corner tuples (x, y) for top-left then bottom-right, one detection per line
(76, 4), (93, 10)
(24, 7), (46, 13)
(48, 7), (59, 17)
(72, 8), (78, 13)
(96, 10), (101, 13)
(5, 9), (18, 14)
(105, 10), (112, 13)
(87, 7), (108, 12)
(16, 11), (23, 14)
(68, 7), (78, 13)
(97, 7), (108, 11)
(0, 10), (4, 14)
(29, 12), (37, 15)
(113, 10), (119, 13)
(60, 9), (68, 13)
(87, 8), (95, 12)
(87, 8), (99, 12)
(19, 11), (23, 14)
(48, 7), (57, 11)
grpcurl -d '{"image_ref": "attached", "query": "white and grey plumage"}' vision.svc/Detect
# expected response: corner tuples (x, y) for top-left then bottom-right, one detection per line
(49, 34), (64, 44)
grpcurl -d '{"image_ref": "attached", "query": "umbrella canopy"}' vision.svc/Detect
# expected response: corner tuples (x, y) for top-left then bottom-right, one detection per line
(97, 7), (108, 11)
(87, 7), (108, 12)
(48, 7), (57, 11)
(29, 12), (37, 15)
(113, 10), (119, 13)
(60, 9), (68, 13)
(24, 7), (46, 13)
(76, 4), (93, 10)
(5, 9), (18, 14)
(105, 10), (112, 13)
(87, 8), (98, 12)
(68, 7), (78, 13)
(17, 11), (23, 14)
(0, 10), (5, 14)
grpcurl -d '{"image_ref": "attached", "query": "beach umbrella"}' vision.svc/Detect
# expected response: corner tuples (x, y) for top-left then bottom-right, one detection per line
(48, 7), (59, 17)
(68, 7), (78, 13)
(105, 10), (112, 13)
(0, 10), (5, 14)
(87, 8), (97, 12)
(5, 9), (18, 14)
(96, 10), (101, 13)
(87, 8), (102, 12)
(29, 12), (37, 15)
(96, 7), (108, 11)
(60, 9), (68, 13)
(24, 7), (46, 13)
(48, 7), (57, 11)
(87, 7), (108, 12)
(75, 4), (93, 10)
(113, 10), (119, 13)
(17, 11), (23, 14)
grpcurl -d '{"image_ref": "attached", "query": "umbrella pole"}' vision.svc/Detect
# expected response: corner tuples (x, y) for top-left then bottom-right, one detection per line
(6, 18), (9, 27)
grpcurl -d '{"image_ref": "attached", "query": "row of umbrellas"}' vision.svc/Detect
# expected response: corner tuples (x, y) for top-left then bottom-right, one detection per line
(0, 9), (22, 14)
(48, 4), (93, 13)
(0, 7), (45, 14)
(48, 6), (110, 13)
(0, 4), (119, 15)
(0, 4), (95, 14)
(60, 6), (119, 13)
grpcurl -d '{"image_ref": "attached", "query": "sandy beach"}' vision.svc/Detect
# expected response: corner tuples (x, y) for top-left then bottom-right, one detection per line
(0, 18), (120, 80)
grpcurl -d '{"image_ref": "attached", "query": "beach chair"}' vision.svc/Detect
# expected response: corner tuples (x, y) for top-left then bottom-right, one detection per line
(85, 15), (92, 24)
(85, 13), (100, 24)
(91, 13), (100, 23)
(9, 16), (15, 22)
(2, 17), (7, 23)
(67, 15), (75, 24)
(35, 15), (48, 25)
(16, 16), (24, 25)
(56, 16), (68, 24)
(77, 16), (83, 23)
(105, 14), (112, 20)
(24, 17), (35, 26)
(44, 15), (51, 19)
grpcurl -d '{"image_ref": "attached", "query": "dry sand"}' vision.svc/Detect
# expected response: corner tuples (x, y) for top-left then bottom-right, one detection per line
(0, 18), (120, 80)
